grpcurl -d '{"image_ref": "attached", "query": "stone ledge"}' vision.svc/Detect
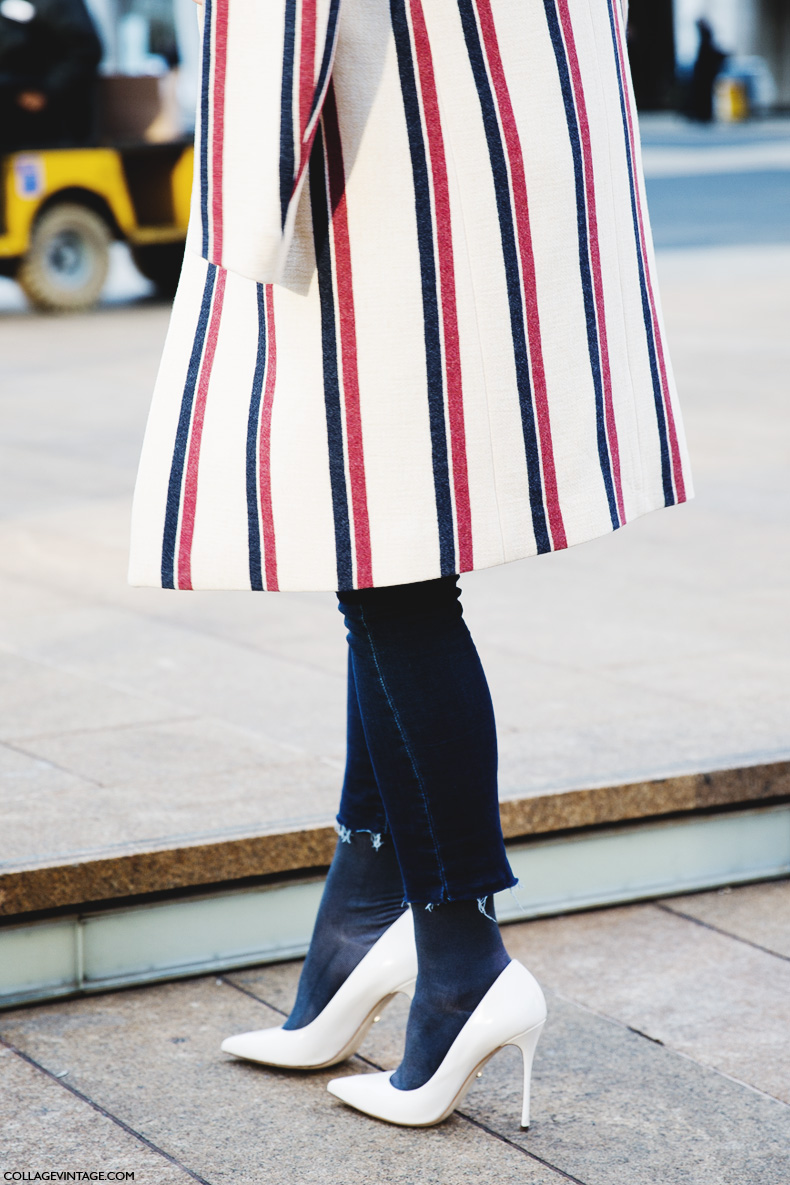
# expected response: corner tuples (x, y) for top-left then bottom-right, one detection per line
(2, 759), (788, 918)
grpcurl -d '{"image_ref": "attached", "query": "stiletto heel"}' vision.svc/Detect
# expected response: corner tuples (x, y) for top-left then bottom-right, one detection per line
(327, 959), (546, 1127)
(506, 1021), (545, 1129)
(220, 910), (417, 1069)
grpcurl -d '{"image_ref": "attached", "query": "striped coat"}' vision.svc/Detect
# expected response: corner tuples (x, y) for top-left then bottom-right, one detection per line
(129, 0), (692, 593)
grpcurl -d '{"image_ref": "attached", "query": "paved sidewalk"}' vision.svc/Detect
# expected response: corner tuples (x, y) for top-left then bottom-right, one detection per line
(2, 878), (790, 1184)
(1, 244), (789, 881)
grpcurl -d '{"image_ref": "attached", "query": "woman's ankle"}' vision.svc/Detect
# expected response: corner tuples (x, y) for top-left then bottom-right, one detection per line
(283, 832), (405, 1030)
(391, 897), (509, 1089)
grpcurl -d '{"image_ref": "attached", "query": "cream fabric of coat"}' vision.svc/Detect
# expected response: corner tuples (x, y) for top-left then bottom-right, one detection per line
(129, 0), (691, 592)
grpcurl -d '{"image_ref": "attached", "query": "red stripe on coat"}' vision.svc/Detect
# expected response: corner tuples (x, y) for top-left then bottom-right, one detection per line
(210, 0), (229, 261)
(475, 0), (567, 548)
(610, 2), (686, 504)
(299, 0), (318, 144)
(177, 268), (227, 590)
(322, 84), (373, 589)
(259, 285), (279, 591)
(410, 0), (474, 572)
(556, 0), (625, 525)
(291, 3), (331, 211)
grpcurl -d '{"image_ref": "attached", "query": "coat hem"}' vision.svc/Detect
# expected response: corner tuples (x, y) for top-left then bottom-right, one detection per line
(127, 491), (693, 594)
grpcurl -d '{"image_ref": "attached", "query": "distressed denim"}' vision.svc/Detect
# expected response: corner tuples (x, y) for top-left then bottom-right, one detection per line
(336, 576), (516, 905)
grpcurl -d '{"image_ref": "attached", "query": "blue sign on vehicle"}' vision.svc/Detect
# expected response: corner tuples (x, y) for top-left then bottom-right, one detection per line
(13, 155), (45, 200)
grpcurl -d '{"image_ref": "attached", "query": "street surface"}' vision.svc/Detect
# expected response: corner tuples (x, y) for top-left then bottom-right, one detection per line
(1, 114), (789, 1182)
(2, 879), (790, 1184)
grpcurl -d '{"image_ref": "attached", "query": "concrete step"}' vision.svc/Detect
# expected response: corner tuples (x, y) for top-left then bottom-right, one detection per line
(2, 759), (788, 1009)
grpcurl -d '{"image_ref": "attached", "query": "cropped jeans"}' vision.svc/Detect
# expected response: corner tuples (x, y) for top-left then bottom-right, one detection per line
(336, 576), (516, 905)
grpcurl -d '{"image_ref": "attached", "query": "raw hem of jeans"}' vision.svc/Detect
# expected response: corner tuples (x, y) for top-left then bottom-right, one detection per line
(334, 819), (389, 851)
(403, 872), (519, 910)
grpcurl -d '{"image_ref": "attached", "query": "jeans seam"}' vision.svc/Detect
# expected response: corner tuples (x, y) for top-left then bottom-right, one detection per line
(358, 603), (450, 900)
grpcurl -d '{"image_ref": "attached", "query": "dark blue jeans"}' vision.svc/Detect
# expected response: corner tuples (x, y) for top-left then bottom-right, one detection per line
(336, 576), (516, 905)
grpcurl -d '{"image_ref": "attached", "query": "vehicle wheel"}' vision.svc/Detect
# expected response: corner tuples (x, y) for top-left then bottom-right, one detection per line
(131, 242), (185, 299)
(17, 203), (111, 312)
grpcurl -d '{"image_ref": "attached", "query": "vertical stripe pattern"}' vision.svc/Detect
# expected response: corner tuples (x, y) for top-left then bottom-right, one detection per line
(308, 0), (341, 128)
(280, 0), (343, 231)
(391, 0), (459, 575)
(161, 263), (226, 591)
(279, 0), (298, 228)
(246, 284), (279, 592)
(310, 95), (373, 590)
(458, 0), (566, 554)
(299, 0), (317, 142)
(544, 0), (625, 530)
(321, 86), (373, 588)
(198, 0), (212, 258)
(199, 0), (229, 261)
(134, 0), (693, 595)
(605, 0), (686, 506)
(408, 0), (474, 572)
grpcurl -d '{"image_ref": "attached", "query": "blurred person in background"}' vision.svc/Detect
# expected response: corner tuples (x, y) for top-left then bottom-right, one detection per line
(0, 0), (102, 152)
(688, 17), (727, 122)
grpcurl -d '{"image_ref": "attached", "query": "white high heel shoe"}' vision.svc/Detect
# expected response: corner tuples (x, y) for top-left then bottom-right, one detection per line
(220, 910), (417, 1070)
(326, 959), (546, 1127)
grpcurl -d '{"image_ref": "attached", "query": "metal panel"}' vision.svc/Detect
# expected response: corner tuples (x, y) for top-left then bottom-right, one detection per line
(496, 803), (790, 921)
(0, 919), (77, 998)
(83, 879), (324, 985)
(1, 805), (788, 1009)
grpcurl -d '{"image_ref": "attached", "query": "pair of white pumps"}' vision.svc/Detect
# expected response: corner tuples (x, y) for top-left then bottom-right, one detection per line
(220, 910), (547, 1128)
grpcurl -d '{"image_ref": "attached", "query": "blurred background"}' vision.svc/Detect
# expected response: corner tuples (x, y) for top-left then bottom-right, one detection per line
(0, 0), (198, 310)
(0, 0), (789, 311)
(632, 0), (788, 116)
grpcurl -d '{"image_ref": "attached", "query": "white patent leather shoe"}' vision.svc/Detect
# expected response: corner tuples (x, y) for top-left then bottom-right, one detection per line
(220, 909), (417, 1070)
(326, 959), (546, 1127)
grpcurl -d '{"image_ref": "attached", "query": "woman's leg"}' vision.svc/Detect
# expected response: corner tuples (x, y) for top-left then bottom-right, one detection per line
(338, 576), (514, 903)
(282, 653), (406, 1030)
(337, 576), (515, 1087)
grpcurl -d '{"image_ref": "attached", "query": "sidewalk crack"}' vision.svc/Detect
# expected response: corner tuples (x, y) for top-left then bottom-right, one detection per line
(220, 975), (288, 1015)
(220, 977), (588, 1183)
(654, 900), (790, 964)
(0, 1033), (214, 1185)
(548, 987), (790, 1107)
(456, 1113), (589, 1184)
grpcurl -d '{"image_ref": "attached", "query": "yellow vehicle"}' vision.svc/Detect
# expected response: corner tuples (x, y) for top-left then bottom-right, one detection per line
(0, 140), (193, 311)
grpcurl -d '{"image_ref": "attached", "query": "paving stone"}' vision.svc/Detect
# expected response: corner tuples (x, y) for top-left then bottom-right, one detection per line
(1, 603), (347, 763)
(0, 571), (77, 625)
(16, 715), (326, 795)
(502, 902), (790, 1103)
(0, 305), (166, 519)
(662, 879), (790, 960)
(0, 651), (191, 743)
(229, 956), (790, 1185)
(461, 992), (790, 1185)
(0, 1045), (191, 1182)
(0, 746), (108, 868)
(128, 587), (345, 680)
(0, 978), (565, 1185)
(0, 760), (338, 869)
